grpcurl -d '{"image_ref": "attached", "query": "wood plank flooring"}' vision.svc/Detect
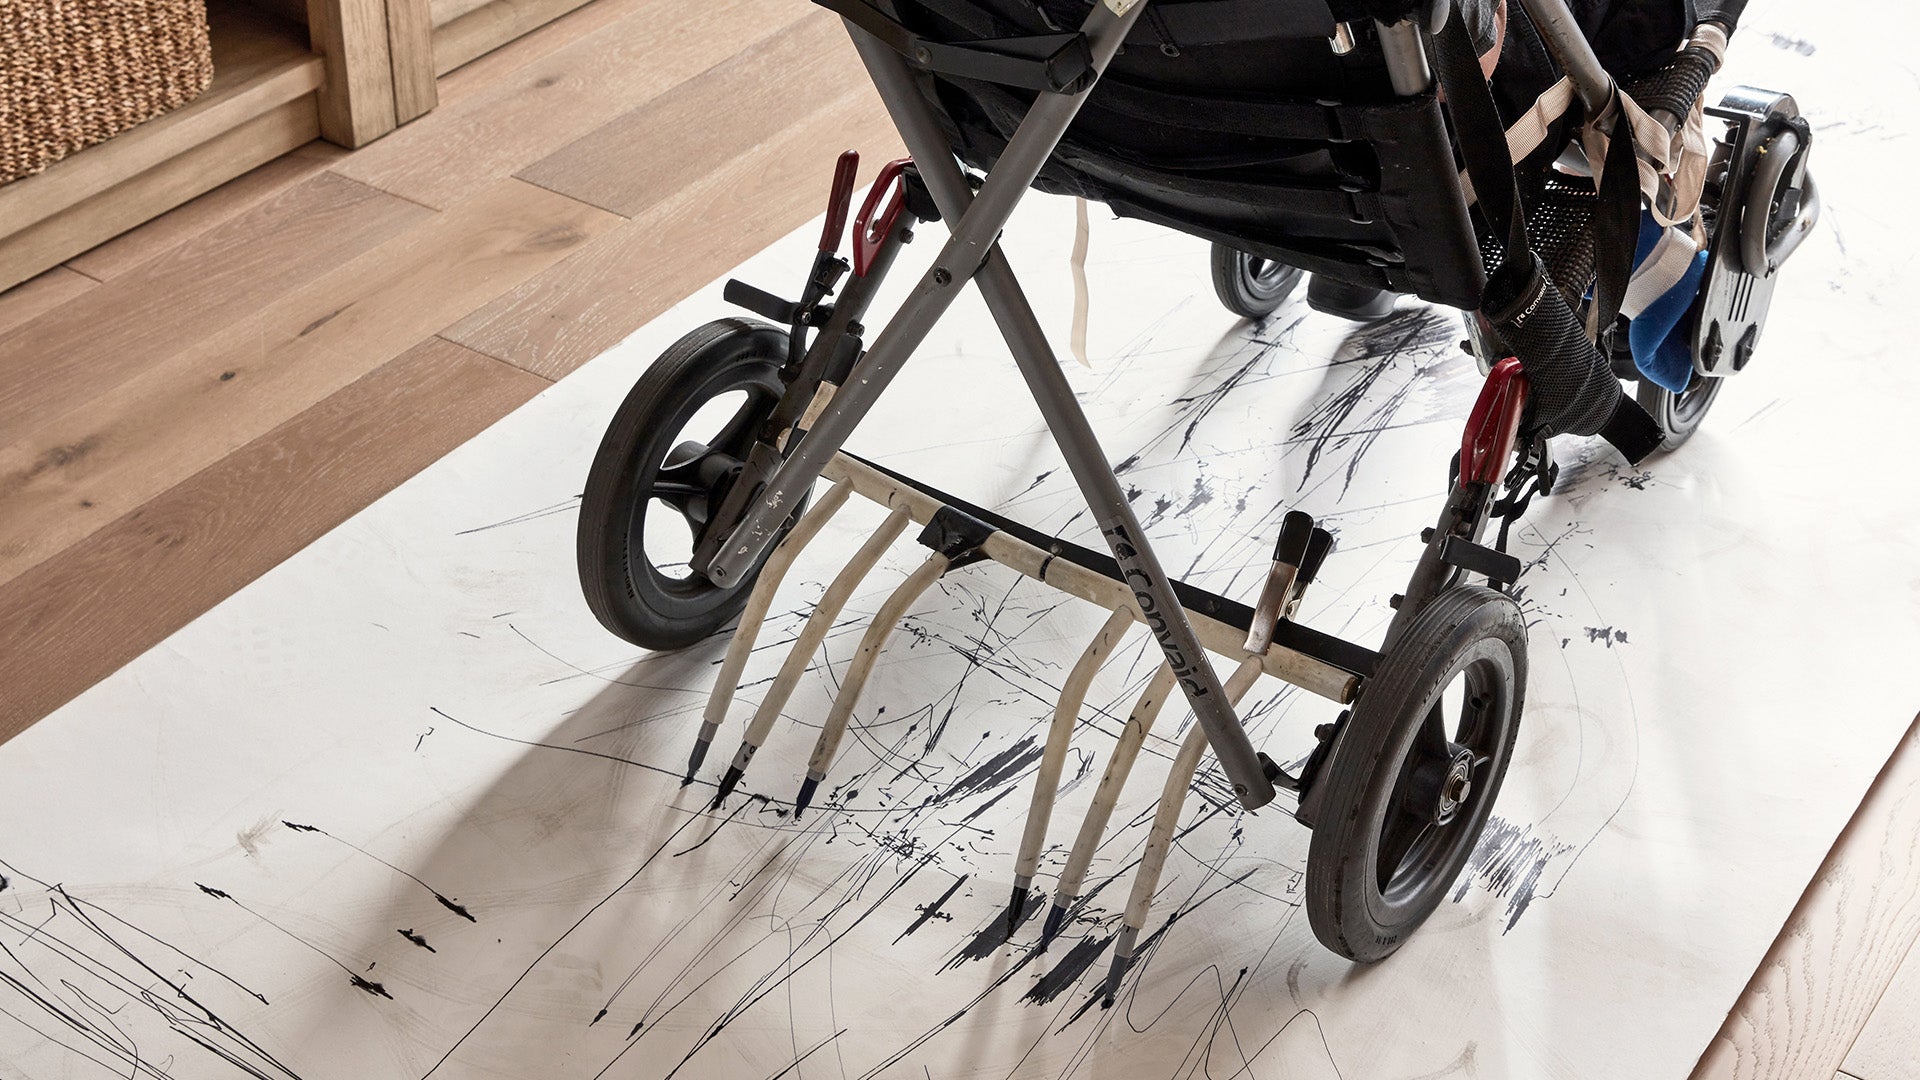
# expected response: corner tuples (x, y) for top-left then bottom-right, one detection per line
(0, 0), (1908, 1075)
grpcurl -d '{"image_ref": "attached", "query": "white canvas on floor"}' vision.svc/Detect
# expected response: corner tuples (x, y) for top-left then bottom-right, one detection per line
(3, 3), (1916, 1076)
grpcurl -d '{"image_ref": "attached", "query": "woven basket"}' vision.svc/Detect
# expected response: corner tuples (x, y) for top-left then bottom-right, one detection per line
(1, 0), (216, 186)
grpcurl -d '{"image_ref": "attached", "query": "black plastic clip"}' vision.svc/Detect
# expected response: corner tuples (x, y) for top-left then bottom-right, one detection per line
(917, 505), (997, 569)
(902, 164), (941, 224)
(1437, 534), (1523, 589)
(722, 280), (799, 324)
(1258, 752), (1302, 793)
(1488, 432), (1558, 560)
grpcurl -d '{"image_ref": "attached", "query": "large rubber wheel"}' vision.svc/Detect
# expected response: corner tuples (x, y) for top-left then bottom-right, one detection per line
(1210, 244), (1305, 321)
(1305, 585), (1528, 962)
(1636, 374), (1723, 452)
(578, 318), (801, 651)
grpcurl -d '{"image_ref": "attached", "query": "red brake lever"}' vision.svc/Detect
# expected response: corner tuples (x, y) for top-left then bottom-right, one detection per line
(852, 158), (913, 277)
(819, 150), (861, 256)
(1460, 357), (1529, 486)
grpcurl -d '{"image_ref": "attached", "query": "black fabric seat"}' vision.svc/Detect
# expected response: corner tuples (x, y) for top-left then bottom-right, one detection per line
(884, 0), (1687, 310)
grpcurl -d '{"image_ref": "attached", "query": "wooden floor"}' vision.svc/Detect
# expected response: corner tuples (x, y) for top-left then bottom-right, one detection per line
(0, 0), (1911, 1075)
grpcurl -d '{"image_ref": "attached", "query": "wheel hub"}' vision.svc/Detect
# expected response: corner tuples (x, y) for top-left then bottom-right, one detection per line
(1435, 749), (1474, 826)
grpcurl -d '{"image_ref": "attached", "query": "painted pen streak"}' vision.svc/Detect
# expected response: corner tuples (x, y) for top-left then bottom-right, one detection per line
(421, 811), (711, 1077)
(761, 1027), (849, 1080)
(1289, 316), (1452, 495)
(623, 801), (1009, 1080)
(1450, 815), (1576, 931)
(454, 496), (582, 536)
(894, 875), (968, 944)
(194, 885), (391, 1000)
(281, 821), (476, 922)
(0, 868), (302, 1080)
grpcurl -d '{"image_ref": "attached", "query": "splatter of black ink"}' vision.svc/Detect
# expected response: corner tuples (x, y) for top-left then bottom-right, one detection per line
(1024, 933), (1114, 1005)
(1452, 816), (1575, 929)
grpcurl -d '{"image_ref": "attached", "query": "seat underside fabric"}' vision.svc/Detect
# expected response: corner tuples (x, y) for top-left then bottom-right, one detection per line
(890, 0), (1690, 309)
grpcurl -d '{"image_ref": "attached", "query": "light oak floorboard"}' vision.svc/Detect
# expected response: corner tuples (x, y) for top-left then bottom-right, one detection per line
(0, 179), (618, 588)
(1695, 715), (1920, 1079)
(427, 0), (656, 106)
(337, 0), (810, 208)
(0, 337), (546, 742)
(445, 66), (902, 379)
(516, 9), (847, 217)
(0, 267), (96, 338)
(1841, 932), (1920, 1080)
(0, 96), (324, 293)
(66, 141), (349, 281)
(0, 171), (431, 436)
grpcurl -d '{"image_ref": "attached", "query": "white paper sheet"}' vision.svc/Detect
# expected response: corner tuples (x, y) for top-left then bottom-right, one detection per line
(3, 5), (1915, 1076)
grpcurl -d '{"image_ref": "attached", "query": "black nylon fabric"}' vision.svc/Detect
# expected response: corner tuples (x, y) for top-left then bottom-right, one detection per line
(885, 0), (1687, 311)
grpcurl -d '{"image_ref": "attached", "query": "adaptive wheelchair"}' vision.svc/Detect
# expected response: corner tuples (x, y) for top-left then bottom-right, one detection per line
(572, 0), (1819, 973)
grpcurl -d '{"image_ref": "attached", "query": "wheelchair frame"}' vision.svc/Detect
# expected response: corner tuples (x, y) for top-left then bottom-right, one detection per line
(576, 0), (1812, 965)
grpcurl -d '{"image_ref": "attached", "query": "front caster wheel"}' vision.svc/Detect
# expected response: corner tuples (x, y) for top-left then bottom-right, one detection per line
(577, 318), (802, 651)
(1210, 244), (1304, 320)
(1636, 374), (1723, 452)
(1305, 585), (1528, 962)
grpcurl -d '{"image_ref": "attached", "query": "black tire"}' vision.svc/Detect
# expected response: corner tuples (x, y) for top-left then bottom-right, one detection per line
(1305, 585), (1528, 962)
(1636, 374), (1723, 452)
(1210, 244), (1305, 321)
(577, 318), (801, 651)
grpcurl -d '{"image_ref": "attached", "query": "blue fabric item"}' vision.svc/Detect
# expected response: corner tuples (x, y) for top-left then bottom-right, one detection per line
(1626, 211), (1710, 394)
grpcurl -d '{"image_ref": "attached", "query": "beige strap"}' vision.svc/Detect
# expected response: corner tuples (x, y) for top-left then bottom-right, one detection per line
(1621, 221), (1700, 320)
(1069, 197), (1092, 368)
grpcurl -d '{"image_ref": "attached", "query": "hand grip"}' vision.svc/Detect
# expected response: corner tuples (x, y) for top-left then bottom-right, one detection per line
(1696, 0), (1748, 32)
(852, 158), (912, 278)
(1273, 510), (1315, 566)
(818, 150), (861, 255)
(1297, 528), (1336, 588)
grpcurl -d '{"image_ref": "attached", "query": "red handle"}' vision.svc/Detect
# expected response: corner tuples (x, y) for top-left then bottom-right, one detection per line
(1460, 357), (1529, 486)
(852, 158), (912, 277)
(819, 150), (860, 255)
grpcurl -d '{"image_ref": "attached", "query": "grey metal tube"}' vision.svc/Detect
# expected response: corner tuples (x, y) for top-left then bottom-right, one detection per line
(849, 22), (1277, 810)
(1374, 19), (1432, 94)
(701, 0), (1147, 588)
(1513, 0), (1614, 120)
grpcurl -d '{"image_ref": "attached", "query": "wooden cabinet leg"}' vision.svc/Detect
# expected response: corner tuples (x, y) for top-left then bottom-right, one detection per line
(307, 0), (400, 147)
(386, 0), (438, 124)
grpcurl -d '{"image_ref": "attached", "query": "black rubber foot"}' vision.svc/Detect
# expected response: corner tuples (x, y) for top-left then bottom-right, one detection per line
(1040, 904), (1068, 948)
(683, 739), (711, 787)
(1098, 955), (1129, 1009)
(712, 765), (743, 810)
(793, 777), (819, 819)
(1307, 276), (1398, 321)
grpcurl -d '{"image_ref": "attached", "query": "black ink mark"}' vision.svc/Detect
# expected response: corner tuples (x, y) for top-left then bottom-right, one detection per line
(398, 929), (437, 953)
(895, 875), (968, 944)
(195, 883), (391, 999)
(1024, 933), (1113, 1005)
(455, 496), (583, 535)
(1451, 816), (1576, 930)
(0, 861), (295, 1078)
(281, 820), (475, 922)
